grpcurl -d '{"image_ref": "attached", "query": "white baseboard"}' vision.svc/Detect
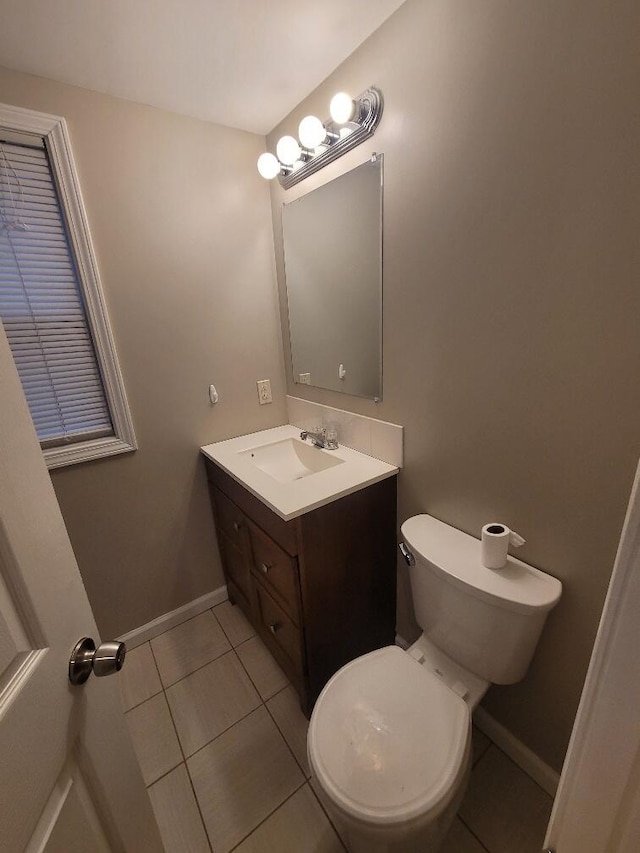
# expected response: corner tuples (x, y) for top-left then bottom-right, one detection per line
(474, 705), (560, 797)
(118, 585), (228, 649)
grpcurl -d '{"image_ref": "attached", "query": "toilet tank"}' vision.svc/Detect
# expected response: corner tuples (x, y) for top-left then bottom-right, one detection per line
(401, 515), (562, 685)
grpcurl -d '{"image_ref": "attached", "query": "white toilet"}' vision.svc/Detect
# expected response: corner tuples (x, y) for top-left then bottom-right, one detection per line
(307, 514), (562, 853)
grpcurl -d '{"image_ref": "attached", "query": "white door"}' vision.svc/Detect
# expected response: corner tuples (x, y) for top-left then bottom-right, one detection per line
(0, 326), (164, 851)
(545, 459), (640, 852)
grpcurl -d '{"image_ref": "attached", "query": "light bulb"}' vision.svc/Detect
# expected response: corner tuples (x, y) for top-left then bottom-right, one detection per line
(257, 152), (280, 180)
(330, 92), (356, 124)
(276, 135), (301, 167)
(298, 115), (327, 149)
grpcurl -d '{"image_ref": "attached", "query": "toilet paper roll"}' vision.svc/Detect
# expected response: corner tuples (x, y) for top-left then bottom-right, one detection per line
(481, 523), (525, 569)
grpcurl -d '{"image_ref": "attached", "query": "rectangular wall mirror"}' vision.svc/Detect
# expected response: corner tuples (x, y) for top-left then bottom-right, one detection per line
(282, 154), (383, 401)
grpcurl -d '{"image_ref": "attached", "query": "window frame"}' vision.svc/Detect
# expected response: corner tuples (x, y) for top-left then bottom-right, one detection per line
(0, 102), (137, 469)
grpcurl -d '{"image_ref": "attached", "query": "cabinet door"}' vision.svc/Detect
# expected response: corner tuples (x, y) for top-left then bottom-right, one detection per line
(209, 485), (252, 609)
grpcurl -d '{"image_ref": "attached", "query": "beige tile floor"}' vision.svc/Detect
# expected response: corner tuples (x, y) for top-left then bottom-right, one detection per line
(119, 602), (553, 852)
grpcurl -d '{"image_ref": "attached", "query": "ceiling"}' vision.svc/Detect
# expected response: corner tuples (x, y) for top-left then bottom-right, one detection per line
(0, 0), (405, 135)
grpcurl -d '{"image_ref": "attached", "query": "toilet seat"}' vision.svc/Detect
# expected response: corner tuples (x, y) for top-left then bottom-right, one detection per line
(308, 646), (470, 828)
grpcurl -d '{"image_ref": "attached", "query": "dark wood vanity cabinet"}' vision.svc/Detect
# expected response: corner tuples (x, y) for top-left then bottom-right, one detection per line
(204, 458), (397, 716)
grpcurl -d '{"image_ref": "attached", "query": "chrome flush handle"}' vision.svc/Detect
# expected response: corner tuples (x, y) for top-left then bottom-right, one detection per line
(399, 542), (415, 566)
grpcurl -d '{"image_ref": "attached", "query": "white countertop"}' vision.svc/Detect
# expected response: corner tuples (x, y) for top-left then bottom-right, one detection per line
(201, 425), (398, 521)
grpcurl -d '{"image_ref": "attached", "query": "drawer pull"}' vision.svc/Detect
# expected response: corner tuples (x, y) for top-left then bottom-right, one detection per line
(260, 562), (271, 574)
(269, 623), (281, 635)
(233, 521), (242, 532)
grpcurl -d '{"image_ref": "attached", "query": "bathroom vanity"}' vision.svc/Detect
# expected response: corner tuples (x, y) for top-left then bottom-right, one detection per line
(201, 426), (398, 715)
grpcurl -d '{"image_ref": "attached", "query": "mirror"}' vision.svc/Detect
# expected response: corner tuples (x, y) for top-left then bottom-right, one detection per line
(282, 155), (383, 400)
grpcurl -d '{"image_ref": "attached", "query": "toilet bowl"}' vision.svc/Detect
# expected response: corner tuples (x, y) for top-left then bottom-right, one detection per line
(308, 514), (562, 853)
(308, 644), (475, 853)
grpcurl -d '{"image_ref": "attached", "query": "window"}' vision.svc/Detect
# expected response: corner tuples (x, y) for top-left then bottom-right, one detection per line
(0, 104), (136, 468)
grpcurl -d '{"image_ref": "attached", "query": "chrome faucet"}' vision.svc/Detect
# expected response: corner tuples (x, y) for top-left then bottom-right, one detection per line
(300, 427), (338, 450)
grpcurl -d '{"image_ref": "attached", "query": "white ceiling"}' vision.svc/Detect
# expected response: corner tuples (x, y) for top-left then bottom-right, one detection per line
(0, 0), (405, 135)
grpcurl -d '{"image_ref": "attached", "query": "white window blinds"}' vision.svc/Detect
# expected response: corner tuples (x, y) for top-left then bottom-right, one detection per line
(0, 138), (113, 448)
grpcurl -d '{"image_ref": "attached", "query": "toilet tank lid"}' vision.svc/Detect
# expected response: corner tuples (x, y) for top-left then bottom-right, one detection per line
(401, 515), (562, 615)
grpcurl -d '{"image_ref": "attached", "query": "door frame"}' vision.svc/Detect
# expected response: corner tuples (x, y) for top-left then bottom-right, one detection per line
(545, 458), (640, 851)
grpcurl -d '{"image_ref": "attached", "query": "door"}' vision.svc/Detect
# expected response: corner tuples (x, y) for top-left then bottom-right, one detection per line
(544, 459), (640, 852)
(0, 327), (163, 851)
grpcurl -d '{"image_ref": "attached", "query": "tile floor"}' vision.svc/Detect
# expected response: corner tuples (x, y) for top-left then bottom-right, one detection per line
(119, 602), (553, 852)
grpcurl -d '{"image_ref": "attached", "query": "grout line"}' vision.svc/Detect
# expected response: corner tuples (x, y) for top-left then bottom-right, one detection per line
(234, 638), (290, 703)
(148, 644), (187, 757)
(158, 645), (235, 691)
(210, 602), (256, 648)
(119, 640), (164, 712)
(264, 687), (310, 779)
(227, 779), (308, 852)
(233, 645), (269, 701)
(182, 702), (264, 764)
(147, 641), (214, 853)
(145, 759), (185, 790)
(306, 780), (348, 851)
(184, 762), (215, 853)
(122, 685), (164, 714)
(458, 816), (492, 852)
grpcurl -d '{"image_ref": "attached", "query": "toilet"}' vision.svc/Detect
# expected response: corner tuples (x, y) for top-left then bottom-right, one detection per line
(307, 514), (562, 853)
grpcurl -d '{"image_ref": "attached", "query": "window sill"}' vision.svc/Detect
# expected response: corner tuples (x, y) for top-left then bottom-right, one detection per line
(45, 435), (137, 470)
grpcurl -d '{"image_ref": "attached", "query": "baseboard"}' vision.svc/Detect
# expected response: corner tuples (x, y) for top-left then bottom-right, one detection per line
(118, 585), (228, 649)
(473, 706), (560, 797)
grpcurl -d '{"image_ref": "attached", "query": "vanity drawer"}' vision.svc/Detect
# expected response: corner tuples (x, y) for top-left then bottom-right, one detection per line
(254, 580), (303, 675)
(248, 522), (300, 625)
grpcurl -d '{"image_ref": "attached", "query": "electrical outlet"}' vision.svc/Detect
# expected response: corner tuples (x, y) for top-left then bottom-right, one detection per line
(257, 379), (272, 405)
(299, 373), (311, 385)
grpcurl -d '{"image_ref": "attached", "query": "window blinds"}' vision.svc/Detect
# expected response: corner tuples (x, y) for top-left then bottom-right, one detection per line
(0, 139), (113, 447)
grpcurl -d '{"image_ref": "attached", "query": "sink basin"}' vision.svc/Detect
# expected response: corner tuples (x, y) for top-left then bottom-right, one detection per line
(239, 437), (344, 483)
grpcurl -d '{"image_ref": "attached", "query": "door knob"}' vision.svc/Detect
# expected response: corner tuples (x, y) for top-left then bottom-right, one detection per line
(69, 637), (126, 685)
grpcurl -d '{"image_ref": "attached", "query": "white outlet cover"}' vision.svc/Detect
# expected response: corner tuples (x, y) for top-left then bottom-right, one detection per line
(257, 379), (272, 404)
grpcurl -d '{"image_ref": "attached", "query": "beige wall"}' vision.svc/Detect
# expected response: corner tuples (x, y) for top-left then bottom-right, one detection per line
(0, 66), (287, 638)
(268, 0), (640, 771)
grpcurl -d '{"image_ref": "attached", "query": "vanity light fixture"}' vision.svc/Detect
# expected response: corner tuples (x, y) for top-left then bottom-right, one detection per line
(330, 92), (357, 124)
(276, 134), (303, 167)
(257, 86), (383, 189)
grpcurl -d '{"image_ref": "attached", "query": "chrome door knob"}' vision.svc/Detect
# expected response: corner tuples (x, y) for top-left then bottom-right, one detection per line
(69, 637), (126, 685)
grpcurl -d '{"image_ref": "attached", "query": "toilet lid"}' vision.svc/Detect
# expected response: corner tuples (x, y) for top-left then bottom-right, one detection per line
(308, 646), (470, 826)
